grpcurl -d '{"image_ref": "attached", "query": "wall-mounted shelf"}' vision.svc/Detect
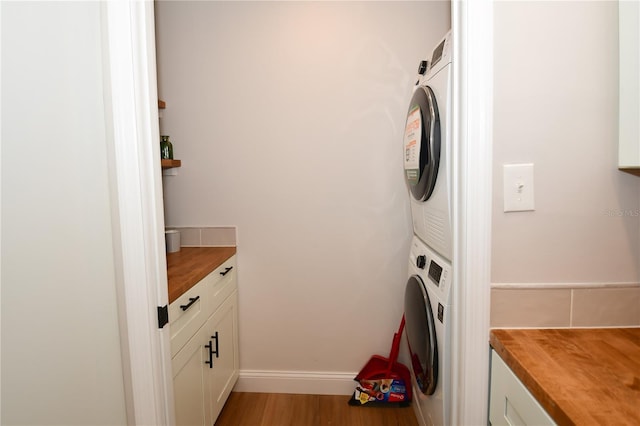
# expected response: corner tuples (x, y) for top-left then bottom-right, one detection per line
(162, 159), (181, 169)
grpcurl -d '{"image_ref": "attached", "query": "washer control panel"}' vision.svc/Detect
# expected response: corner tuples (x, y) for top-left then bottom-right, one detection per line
(409, 236), (452, 302)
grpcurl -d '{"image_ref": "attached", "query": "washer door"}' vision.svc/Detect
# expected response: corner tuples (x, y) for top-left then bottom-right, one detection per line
(403, 85), (441, 201)
(404, 275), (438, 395)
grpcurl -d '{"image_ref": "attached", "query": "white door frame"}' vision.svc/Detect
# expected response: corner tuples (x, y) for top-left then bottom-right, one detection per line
(451, 0), (493, 424)
(102, 1), (174, 425)
(104, 1), (494, 425)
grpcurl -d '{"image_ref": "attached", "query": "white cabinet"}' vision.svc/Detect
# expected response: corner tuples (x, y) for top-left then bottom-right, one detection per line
(619, 1), (640, 174)
(489, 350), (555, 426)
(170, 256), (239, 426)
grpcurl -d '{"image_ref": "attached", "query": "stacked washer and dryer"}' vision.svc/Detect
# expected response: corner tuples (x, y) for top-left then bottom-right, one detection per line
(402, 30), (453, 426)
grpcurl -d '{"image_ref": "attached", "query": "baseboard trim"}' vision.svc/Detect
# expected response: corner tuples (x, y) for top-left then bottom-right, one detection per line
(233, 370), (358, 396)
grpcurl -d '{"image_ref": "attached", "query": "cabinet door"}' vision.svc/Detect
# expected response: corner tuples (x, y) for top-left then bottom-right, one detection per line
(489, 350), (556, 426)
(172, 324), (212, 426)
(207, 290), (240, 423)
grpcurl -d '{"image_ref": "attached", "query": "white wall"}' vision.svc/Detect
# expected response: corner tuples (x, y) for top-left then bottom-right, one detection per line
(1, 2), (127, 424)
(492, 1), (640, 285)
(156, 1), (450, 376)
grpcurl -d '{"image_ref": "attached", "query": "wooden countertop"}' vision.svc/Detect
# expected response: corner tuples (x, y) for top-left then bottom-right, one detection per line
(167, 246), (236, 304)
(490, 328), (640, 426)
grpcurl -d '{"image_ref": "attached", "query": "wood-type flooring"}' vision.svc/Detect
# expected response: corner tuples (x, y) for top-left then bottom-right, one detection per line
(215, 392), (419, 426)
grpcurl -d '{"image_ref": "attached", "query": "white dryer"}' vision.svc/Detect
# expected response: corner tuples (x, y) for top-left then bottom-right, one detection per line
(403, 31), (453, 261)
(404, 235), (452, 426)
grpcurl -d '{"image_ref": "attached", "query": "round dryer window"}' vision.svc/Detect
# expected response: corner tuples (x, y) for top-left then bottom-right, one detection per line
(404, 275), (438, 395)
(403, 86), (441, 201)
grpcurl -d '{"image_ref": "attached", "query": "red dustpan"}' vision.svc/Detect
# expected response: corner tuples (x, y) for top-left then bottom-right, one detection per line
(354, 315), (412, 401)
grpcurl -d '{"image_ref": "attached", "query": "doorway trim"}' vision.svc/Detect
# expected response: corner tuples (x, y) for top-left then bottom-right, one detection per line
(451, 0), (493, 424)
(102, 1), (174, 424)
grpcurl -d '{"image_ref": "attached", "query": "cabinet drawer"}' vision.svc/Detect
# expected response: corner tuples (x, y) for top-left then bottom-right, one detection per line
(170, 279), (208, 357)
(209, 257), (236, 313)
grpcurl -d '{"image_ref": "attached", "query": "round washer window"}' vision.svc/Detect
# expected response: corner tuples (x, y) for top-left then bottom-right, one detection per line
(404, 275), (438, 395)
(403, 86), (441, 202)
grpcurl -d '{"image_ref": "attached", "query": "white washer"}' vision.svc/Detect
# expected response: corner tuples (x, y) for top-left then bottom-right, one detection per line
(404, 235), (452, 426)
(403, 31), (453, 261)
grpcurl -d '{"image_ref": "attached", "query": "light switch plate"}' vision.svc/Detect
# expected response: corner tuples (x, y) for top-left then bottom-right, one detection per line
(503, 163), (535, 212)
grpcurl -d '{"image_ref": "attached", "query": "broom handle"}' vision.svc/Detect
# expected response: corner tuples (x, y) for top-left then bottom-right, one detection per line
(387, 315), (406, 365)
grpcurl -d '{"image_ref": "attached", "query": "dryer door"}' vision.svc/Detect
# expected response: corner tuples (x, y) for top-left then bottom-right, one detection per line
(404, 275), (438, 395)
(403, 85), (441, 201)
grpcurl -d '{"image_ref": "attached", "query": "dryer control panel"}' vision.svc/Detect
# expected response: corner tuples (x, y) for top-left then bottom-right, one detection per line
(427, 30), (452, 78)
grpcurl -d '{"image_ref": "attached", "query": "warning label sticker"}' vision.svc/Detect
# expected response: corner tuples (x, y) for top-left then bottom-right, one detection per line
(404, 105), (421, 184)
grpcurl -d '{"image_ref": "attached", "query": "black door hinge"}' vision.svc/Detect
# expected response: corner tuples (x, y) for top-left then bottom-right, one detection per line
(157, 305), (169, 329)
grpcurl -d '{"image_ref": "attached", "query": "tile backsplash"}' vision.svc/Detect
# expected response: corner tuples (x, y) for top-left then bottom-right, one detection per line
(491, 283), (640, 328)
(168, 226), (237, 247)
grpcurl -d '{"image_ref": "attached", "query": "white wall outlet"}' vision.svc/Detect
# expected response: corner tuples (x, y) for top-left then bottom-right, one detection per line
(503, 163), (535, 212)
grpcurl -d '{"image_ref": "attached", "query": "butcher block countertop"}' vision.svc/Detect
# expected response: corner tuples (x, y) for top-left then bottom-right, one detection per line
(166, 246), (236, 304)
(490, 328), (640, 426)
